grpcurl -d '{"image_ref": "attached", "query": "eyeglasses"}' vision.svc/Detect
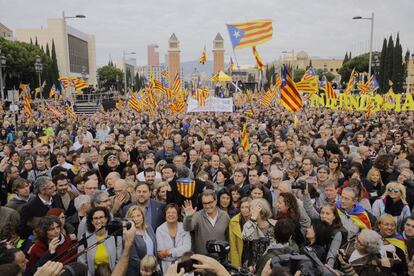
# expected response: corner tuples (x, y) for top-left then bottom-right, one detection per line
(202, 200), (216, 206)
(92, 216), (106, 221)
(329, 160), (338, 164)
(388, 188), (400, 193)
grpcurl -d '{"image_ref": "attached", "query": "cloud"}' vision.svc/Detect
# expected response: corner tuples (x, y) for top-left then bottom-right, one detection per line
(1, 0), (413, 67)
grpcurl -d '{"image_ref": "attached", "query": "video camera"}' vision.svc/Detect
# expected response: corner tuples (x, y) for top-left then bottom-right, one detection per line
(291, 179), (307, 191)
(206, 240), (252, 276)
(270, 247), (335, 276)
(107, 219), (132, 236)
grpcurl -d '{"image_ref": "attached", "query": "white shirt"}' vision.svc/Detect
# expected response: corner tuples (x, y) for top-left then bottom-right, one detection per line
(206, 211), (218, 227)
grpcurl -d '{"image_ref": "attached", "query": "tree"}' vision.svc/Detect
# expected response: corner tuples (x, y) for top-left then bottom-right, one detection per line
(30, 38), (33, 45)
(51, 40), (60, 90)
(343, 52), (349, 64)
(264, 64), (276, 90)
(134, 73), (145, 91)
(338, 53), (370, 83)
(35, 37), (38, 47)
(403, 50), (411, 88)
(293, 69), (305, 82)
(392, 33), (404, 92)
(378, 38), (388, 92)
(0, 37), (53, 92)
(97, 65), (123, 91)
(384, 35), (394, 92)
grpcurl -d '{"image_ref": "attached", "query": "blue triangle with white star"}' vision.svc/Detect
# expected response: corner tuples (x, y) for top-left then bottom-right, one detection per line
(226, 24), (244, 48)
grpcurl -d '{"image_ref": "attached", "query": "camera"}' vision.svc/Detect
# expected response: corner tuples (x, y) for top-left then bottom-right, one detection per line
(106, 219), (132, 236)
(206, 240), (230, 257)
(271, 254), (314, 275)
(291, 179), (307, 190)
(176, 259), (199, 273)
(206, 241), (252, 276)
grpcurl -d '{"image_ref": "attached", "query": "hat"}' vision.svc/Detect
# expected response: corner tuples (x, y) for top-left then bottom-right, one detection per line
(104, 152), (117, 163)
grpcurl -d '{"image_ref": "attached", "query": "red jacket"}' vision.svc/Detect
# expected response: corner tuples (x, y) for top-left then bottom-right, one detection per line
(28, 235), (75, 268)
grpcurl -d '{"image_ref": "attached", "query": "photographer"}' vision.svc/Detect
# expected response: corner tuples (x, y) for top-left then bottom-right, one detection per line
(256, 218), (299, 276)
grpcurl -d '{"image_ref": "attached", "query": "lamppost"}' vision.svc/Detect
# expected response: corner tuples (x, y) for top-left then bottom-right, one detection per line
(123, 51), (136, 94)
(372, 54), (380, 76)
(62, 11), (86, 99)
(34, 56), (43, 100)
(81, 65), (87, 81)
(0, 47), (6, 102)
(353, 12), (375, 78)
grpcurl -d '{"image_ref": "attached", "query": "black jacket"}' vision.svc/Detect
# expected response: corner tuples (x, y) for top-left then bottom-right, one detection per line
(19, 195), (64, 238)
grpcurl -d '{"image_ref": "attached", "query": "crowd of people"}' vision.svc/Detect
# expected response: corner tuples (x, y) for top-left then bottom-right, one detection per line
(0, 99), (414, 275)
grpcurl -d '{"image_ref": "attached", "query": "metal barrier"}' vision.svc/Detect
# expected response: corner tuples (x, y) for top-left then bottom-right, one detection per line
(73, 90), (121, 104)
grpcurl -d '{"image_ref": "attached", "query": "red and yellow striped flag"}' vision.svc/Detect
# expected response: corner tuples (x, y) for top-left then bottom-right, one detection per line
(241, 124), (250, 151)
(252, 46), (264, 70)
(227, 20), (273, 49)
(199, 46), (207, 64)
(171, 73), (181, 96)
(280, 65), (303, 112)
(24, 96), (33, 117)
(325, 81), (337, 99)
(65, 106), (78, 120)
(344, 69), (356, 95)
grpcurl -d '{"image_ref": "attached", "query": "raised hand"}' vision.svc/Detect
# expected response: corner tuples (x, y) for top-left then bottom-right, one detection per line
(183, 200), (197, 216)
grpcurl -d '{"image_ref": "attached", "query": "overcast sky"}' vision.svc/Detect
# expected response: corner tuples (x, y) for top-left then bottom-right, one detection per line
(1, 0), (413, 67)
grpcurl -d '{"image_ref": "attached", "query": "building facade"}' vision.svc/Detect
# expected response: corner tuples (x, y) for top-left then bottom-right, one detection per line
(16, 19), (96, 85)
(0, 22), (13, 39)
(148, 44), (160, 66)
(213, 33), (225, 74)
(168, 33), (180, 84)
(407, 53), (414, 93)
(276, 50), (343, 83)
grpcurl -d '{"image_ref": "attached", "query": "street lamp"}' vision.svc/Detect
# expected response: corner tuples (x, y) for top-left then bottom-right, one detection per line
(81, 65), (87, 80)
(62, 11), (86, 99)
(123, 51), (136, 94)
(353, 12), (375, 78)
(34, 56), (43, 100)
(0, 47), (6, 102)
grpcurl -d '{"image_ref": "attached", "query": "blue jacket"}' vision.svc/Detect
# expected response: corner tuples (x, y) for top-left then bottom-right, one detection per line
(126, 225), (157, 276)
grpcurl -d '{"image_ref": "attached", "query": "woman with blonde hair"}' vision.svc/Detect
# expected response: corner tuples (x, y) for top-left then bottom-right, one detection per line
(372, 182), (411, 230)
(242, 198), (276, 270)
(364, 167), (385, 204)
(153, 181), (169, 202)
(125, 205), (157, 276)
(229, 197), (251, 267)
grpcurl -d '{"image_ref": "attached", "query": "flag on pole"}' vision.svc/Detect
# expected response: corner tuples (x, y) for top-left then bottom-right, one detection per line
(344, 69), (356, 95)
(252, 46), (264, 70)
(229, 57), (235, 72)
(227, 19), (273, 49)
(65, 105), (78, 120)
(171, 73), (181, 96)
(325, 81), (337, 99)
(24, 96), (33, 117)
(199, 46), (207, 64)
(301, 67), (316, 81)
(241, 124), (250, 151)
(280, 65), (303, 112)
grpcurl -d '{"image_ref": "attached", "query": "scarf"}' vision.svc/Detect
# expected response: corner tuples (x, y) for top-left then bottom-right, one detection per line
(383, 196), (404, 216)
(337, 201), (371, 230)
(384, 233), (407, 254)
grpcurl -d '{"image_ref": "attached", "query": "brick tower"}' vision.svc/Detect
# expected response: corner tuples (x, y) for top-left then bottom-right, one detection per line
(213, 32), (225, 74)
(168, 33), (180, 84)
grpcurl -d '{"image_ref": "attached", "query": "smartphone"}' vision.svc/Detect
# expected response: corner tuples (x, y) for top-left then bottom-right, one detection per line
(177, 259), (198, 273)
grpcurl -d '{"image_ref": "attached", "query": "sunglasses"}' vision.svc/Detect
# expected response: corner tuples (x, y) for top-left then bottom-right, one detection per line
(388, 188), (400, 193)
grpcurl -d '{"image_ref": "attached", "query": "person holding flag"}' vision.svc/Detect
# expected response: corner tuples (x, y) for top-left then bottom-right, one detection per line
(337, 187), (372, 239)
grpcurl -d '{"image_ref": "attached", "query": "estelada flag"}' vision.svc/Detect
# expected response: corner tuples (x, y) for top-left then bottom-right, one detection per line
(176, 178), (196, 198)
